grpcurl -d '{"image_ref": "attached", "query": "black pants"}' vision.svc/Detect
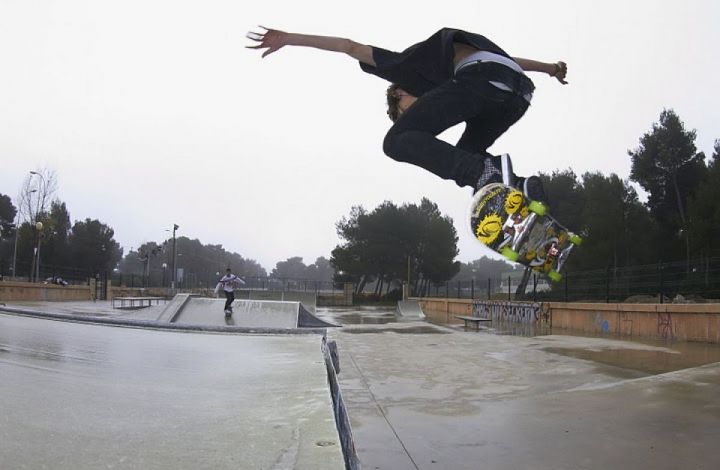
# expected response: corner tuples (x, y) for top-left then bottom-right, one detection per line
(224, 290), (235, 310)
(383, 63), (530, 188)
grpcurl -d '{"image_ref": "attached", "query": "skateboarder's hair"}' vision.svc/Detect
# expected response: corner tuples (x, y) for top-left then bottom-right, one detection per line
(386, 84), (401, 122)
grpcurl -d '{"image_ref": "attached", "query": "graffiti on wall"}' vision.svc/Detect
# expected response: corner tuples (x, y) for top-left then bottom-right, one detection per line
(472, 301), (549, 324)
(657, 313), (674, 340)
(593, 313), (610, 333)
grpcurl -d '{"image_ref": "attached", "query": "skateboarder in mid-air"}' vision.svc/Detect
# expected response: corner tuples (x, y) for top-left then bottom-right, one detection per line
(214, 268), (246, 316)
(246, 26), (568, 202)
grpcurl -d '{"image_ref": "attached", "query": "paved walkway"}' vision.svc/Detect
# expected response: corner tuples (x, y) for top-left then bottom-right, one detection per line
(320, 307), (720, 470)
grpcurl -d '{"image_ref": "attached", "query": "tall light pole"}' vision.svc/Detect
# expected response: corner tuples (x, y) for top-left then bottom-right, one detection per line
(28, 171), (45, 282)
(34, 221), (43, 282)
(13, 188), (37, 279)
(171, 224), (179, 291)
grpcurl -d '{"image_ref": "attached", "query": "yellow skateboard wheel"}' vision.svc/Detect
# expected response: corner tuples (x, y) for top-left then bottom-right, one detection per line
(548, 270), (563, 282)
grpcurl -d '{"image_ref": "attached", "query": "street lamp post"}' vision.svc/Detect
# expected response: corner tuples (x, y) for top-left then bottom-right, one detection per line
(34, 221), (44, 282)
(28, 171), (45, 282)
(171, 224), (179, 291)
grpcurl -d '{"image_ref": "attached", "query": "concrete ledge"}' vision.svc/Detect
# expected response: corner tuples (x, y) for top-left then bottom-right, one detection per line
(0, 305), (327, 335)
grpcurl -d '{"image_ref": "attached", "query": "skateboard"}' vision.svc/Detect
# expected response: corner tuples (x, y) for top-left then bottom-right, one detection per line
(224, 306), (233, 317)
(468, 182), (582, 281)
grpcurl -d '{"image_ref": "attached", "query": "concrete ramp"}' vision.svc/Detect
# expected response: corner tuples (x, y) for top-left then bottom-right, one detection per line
(396, 300), (426, 320)
(171, 297), (338, 329)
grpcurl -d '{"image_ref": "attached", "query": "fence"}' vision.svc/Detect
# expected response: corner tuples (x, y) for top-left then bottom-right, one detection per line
(0, 260), (94, 286)
(415, 257), (720, 303)
(110, 273), (346, 294)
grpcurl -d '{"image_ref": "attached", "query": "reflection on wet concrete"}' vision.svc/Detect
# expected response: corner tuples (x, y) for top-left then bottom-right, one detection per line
(543, 338), (720, 376)
(316, 307), (448, 334)
(0, 312), (345, 470)
(342, 326), (449, 335)
(316, 307), (396, 325)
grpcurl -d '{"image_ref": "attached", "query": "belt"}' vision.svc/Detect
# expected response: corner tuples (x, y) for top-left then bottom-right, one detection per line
(455, 54), (535, 103)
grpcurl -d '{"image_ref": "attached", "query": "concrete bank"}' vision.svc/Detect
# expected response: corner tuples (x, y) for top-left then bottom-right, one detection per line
(0, 312), (347, 470)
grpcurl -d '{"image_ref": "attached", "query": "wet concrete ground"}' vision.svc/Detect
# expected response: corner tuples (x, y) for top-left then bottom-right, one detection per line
(319, 307), (720, 470)
(2, 301), (720, 469)
(0, 309), (344, 470)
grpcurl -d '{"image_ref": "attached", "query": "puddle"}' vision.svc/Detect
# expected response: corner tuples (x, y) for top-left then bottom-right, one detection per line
(543, 340), (720, 376)
(328, 313), (396, 325)
(342, 326), (449, 335)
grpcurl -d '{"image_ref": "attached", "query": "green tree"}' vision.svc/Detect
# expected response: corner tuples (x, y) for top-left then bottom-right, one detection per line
(69, 218), (123, 274)
(629, 109), (707, 260)
(41, 201), (72, 269)
(540, 169), (585, 232)
(688, 140), (720, 257)
(272, 256), (310, 279)
(413, 199), (460, 292)
(331, 199), (459, 295)
(305, 257), (335, 282)
(575, 172), (656, 270)
(0, 193), (18, 276)
(453, 257), (519, 283)
(0, 193), (16, 234)
(117, 237), (267, 288)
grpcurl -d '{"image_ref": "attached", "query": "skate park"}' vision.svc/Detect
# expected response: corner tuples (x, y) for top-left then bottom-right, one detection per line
(2, 2), (720, 468)
(1, 287), (719, 470)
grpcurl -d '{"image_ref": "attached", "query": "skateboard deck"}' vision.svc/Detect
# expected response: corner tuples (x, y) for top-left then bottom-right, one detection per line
(468, 183), (582, 281)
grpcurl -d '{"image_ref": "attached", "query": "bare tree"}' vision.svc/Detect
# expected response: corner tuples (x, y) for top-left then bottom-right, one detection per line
(16, 168), (58, 281)
(18, 167), (58, 224)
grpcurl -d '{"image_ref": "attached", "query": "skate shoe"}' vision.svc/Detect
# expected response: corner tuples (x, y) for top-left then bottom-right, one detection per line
(474, 154), (514, 193)
(516, 175), (548, 204)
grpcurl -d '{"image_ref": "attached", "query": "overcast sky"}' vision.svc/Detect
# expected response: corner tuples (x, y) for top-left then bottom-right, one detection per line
(1, 0), (719, 272)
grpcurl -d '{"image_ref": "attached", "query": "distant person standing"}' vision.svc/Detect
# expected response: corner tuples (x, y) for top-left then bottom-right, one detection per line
(215, 268), (246, 316)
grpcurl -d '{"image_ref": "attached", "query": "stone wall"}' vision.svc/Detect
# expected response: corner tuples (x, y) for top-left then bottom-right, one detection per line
(415, 297), (720, 343)
(549, 302), (720, 343)
(0, 281), (92, 302)
(415, 298), (474, 324)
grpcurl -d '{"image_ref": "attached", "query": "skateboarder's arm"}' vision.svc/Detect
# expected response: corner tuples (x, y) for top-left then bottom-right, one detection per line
(247, 26), (376, 66)
(512, 58), (568, 84)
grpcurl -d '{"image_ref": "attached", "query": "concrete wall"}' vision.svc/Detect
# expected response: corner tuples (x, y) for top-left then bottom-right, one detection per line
(415, 298), (474, 325)
(416, 297), (720, 343)
(110, 286), (172, 298)
(549, 302), (720, 343)
(0, 280), (92, 302)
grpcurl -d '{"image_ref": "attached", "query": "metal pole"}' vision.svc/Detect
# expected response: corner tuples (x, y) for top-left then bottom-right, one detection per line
(606, 266), (610, 303)
(659, 262), (664, 304)
(171, 224), (178, 290)
(11, 215), (19, 279)
(507, 276), (511, 301)
(35, 228), (42, 282)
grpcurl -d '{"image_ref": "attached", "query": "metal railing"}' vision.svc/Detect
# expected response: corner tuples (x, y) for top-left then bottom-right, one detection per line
(415, 257), (720, 303)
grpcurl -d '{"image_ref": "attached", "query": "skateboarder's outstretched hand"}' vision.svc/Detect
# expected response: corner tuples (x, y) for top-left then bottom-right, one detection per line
(551, 61), (568, 84)
(246, 26), (376, 65)
(246, 26), (289, 58)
